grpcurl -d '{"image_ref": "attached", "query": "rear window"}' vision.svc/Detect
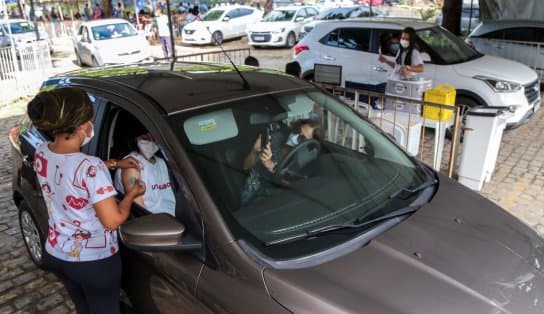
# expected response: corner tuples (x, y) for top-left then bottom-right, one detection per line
(320, 27), (371, 52)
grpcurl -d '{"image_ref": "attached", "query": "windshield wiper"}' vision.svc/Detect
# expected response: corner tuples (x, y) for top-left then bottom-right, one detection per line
(387, 177), (438, 201)
(264, 205), (417, 247)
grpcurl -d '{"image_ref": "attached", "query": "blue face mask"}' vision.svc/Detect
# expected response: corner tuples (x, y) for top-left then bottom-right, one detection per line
(390, 43), (400, 53)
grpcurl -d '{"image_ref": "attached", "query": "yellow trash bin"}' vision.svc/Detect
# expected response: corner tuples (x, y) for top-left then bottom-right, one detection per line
(423, 84), (456, 121)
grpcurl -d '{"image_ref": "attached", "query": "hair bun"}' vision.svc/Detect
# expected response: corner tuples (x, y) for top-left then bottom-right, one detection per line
(26, 87), (94, 134)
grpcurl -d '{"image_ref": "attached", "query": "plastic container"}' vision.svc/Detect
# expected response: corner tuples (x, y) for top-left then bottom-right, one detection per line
(423, 84), (456, 121)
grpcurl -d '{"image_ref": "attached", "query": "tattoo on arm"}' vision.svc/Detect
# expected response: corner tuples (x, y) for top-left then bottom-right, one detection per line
(128, 177), (137, 186)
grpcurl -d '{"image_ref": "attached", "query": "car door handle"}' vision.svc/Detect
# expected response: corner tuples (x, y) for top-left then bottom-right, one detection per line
(373, 66), (388, 72)
(23, 154), (33, 167)
(323, 55), (336, 61)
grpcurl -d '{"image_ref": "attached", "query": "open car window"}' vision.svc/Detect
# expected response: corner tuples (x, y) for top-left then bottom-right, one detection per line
(168, 88), (429, 259)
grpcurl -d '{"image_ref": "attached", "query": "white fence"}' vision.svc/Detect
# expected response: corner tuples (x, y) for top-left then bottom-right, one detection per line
(0, 42), (52, 106)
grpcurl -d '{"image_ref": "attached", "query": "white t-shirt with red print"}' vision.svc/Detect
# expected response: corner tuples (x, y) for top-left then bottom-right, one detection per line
(34, 142), (118, 262)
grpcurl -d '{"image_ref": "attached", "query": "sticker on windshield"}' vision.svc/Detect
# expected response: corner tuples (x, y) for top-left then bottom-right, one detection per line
(198, 118), (217, 132)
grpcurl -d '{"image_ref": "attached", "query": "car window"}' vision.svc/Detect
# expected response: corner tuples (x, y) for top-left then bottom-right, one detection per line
(238, 8), (254, 17)
(202, 9), (224, 21)
(296, 9), (307, 19)
(503, 27), (542, 42)
(168, 88), (429, 259)
(263, 9), (296, 22)
(91, 23), (137, 41)
(376, 29), (402, 56)
(306, 7), (319, 17)
(417, 26), (480, 64)
(478, 29), (504, 40)
(82, 27), (90, 42)
(7, 21), (35, 34)
(226, 8), (240, 19)
(321, 27), (371, 52)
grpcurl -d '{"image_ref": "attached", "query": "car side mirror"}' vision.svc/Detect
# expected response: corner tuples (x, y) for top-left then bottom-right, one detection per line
(119, 213), (202, 252)
(295, 16), (304, 22)
(223, 16), (230, 22)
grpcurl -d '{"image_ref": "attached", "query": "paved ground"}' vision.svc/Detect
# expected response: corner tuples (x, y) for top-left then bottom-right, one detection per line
(1, 22), (544, 312)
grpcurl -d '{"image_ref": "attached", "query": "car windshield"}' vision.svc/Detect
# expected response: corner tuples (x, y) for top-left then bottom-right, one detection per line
(316, 7), (355, 20)
(263, 9), (296, 22)
(6, 21), (36, 34)
(90, 23), (137, 41)
(202, 10), (224, 21)
(417, 26), (481, 64)
(169, 88), (430, 259)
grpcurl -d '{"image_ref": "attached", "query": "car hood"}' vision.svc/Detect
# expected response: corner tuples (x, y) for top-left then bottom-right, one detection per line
(454, 55), (538, 85)
(263, 176), (544, 314)
(250, 21), (293, 32)
(94, 35), (149, 55)
(11, 31), (49, 42)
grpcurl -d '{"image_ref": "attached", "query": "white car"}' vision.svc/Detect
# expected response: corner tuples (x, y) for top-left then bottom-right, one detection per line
(182, 5), (263, 45)
(315, 0), (357, 10)
(247, 6), (319, 48)
(0, 19), (53, 54)
(73, 19), (152, 67)
(467, 20), (544, 82)
(293, 19), (541, 127)
(300, 5), (384, 39)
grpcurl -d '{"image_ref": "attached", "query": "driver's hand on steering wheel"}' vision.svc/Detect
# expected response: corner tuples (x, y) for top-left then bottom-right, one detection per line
(260, 143), (275, 172)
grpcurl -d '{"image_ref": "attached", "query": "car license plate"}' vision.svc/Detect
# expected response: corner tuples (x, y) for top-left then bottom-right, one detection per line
(254, 36), (264, 41)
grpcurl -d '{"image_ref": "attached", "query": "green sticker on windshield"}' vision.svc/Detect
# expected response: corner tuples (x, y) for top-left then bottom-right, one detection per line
(198, 118), (217, 131)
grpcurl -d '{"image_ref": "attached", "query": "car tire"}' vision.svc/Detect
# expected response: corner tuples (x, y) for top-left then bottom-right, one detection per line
(286, 32), (296, 48)
(19, 202), (46, 269)
(91, 56), (100, 67)
(212, 31), (223, 46)
(75, 50), (83, 66)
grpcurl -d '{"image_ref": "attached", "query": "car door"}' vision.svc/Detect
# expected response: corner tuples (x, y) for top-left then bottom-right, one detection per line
(224, 8), (241, 38)
(237, 8), (254, 35)
(293, 8), (308, 34)
(77, 26), (93, 65)
(319, 27), (372, 87)
(94, 94), (211, 313)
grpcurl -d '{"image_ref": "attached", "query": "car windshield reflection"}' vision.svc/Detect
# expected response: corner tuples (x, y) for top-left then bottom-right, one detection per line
(169, 89), (429, 258)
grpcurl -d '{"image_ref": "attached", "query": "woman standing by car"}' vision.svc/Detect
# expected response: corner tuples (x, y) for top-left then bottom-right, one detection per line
(379, 27), (424, 78)
(27, 87), (145, 314)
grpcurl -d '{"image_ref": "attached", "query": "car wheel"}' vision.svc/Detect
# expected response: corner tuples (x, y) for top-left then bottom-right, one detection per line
(286, 32), (296, 48)
(91, 56), (100, 67)
(212, 31), (223, 46)
(19, 202), (45, 269)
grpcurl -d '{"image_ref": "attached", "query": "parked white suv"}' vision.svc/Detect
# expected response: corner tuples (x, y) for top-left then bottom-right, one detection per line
(293, 19), (541, 127)
(467, 20), (544, 82)
(0, 19), (53, 54)
(183, 5), (263, 45)
(247, 6), (319, 48)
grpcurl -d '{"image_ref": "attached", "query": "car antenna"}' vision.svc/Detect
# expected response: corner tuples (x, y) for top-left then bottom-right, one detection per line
(205, 26), (250, 90)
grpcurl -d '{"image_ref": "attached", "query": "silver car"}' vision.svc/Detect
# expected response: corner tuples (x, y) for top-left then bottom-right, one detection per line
(467, 20), (544, 82)
(0, 19), (53, 54)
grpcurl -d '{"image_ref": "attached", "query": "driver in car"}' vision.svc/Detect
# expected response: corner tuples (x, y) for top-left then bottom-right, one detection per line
(241, 119), (324, 205)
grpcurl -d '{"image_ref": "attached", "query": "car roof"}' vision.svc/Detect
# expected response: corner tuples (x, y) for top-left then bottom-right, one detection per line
(80, 18), (132, 27)
(469, 20), (544, 37)
(313, 17), (434, 30)
(47, 62), (309, 115)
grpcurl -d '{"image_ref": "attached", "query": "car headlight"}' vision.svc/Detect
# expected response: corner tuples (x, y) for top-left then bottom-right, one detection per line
(271, 28), (285, 34)
(474, 76), (521, 93)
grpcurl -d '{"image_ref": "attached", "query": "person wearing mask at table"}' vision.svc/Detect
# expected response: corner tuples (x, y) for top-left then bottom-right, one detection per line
(378, 27), (424, 79)
(27, 87), (145, 314)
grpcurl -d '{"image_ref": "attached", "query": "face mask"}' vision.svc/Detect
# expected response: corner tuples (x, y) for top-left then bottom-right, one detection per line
(81, 122), (94, 147)
(390, 43), (400, 53)
(400, 39), (410, 49)
(137, 139), (159, 160)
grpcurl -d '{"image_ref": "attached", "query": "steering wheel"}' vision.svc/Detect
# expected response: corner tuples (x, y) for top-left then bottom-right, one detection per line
(273, 139), (321, 183)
